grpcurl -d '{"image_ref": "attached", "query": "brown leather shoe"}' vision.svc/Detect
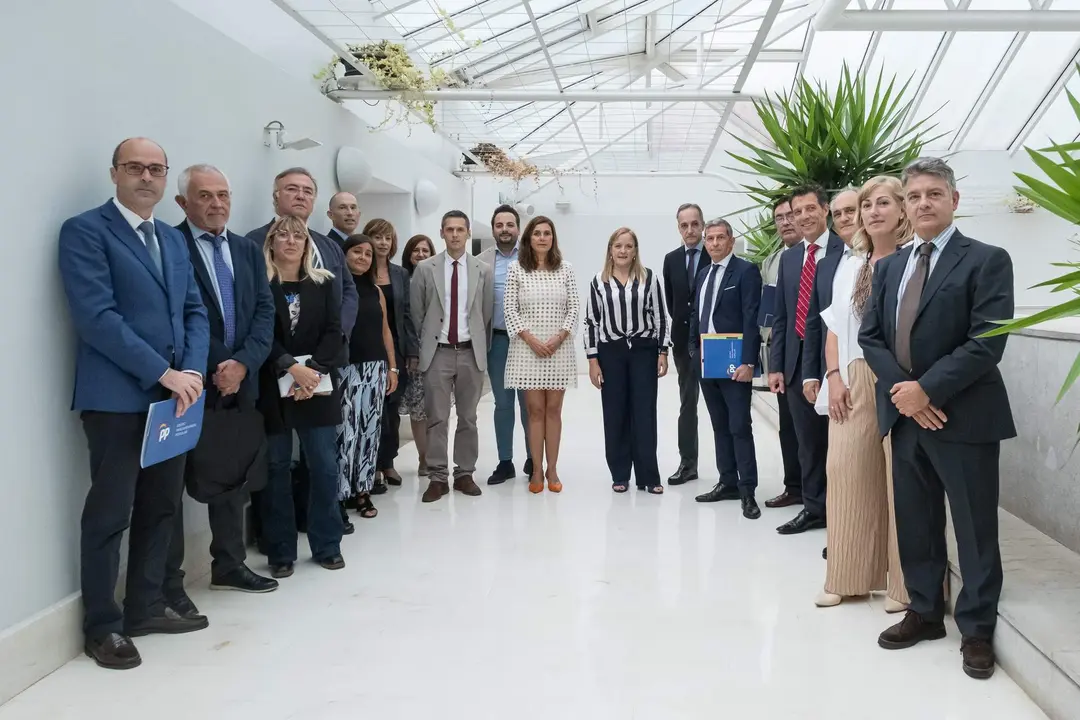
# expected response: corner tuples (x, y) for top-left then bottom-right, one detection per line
(422, 480), (449, 503)
(961, 637), (995, 679)
(764, 491), (803, 508)
(877, 610), (947, 650)
(453, 475), (482, 496)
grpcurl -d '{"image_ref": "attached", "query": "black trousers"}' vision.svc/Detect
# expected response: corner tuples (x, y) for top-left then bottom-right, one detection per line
(80, 411), (186, 640)
(671, 346), (700, 467)
(700, 378), (757, 495)
(785, 352), (829, 517)
(164, 491), (248, 599)
(776, 384), (802, 494)
(377, 395), (401, 469)
(891, 418), (1002, 639)
(597, 340), (662, 488)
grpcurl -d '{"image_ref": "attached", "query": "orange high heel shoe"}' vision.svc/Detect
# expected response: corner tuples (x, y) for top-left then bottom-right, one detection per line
(547, 475), (563, 493)
(528, 475), (545, 494)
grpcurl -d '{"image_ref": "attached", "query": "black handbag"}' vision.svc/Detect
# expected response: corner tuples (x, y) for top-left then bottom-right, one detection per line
(184, 395), (268, 504)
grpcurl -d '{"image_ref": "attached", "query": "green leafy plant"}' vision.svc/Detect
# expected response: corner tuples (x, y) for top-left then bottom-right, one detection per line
(725, 64), (942, 214)
(739, 211), (781, 265)
(981, 65), (1080, 402)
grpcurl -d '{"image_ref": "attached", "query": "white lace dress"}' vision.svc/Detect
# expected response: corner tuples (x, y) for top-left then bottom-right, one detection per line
(503, 261), (580, 390)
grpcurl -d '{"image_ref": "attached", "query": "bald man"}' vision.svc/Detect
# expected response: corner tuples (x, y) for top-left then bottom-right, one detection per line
(831, 188), (859, 246)
(326, 191), (360, 247)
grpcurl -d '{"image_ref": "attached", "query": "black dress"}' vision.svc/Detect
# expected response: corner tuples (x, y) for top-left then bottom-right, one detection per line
(377, 280), (403, 469)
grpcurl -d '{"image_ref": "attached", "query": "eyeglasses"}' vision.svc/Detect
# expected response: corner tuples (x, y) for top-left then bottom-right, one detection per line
(116, 162), (168, 177)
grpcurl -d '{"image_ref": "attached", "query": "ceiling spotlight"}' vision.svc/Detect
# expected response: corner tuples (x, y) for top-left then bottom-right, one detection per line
(263, 120), (322, 151)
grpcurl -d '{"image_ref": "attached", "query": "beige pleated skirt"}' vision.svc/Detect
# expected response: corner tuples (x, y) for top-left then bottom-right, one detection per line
(823, 359), (909, 603)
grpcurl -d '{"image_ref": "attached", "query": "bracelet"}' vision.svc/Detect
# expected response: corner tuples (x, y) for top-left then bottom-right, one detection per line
(825, 368), (840, 380)
(389, 368), (399, 374)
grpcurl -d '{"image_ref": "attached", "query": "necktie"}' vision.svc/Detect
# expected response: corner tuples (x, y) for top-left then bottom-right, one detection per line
(698, 264), (718, 335)
(138, 221), (163, 277)
(204, 234), (237, 348)
(895, 242), (935, 372)
(686, 248), (698, 291)
(448, 260), (459, 344)
(795, 243), (819, 338)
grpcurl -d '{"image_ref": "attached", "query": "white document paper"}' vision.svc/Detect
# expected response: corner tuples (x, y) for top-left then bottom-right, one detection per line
(278, 355), (332, 398)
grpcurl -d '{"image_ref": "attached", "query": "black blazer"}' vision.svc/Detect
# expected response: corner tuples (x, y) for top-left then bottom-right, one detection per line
(326, 226), (350, 248)
(769, 232), (846, 383)
(688, 255), (762, 367)
(247, 220), (358, 344)
(858, 231), (1017, 444)
(803, 236), (848, 383)
(257, 277), (344, 434)
(384, 262), (418, 360)
(178, 222), (275, 408)
(663, 244), (710, 357)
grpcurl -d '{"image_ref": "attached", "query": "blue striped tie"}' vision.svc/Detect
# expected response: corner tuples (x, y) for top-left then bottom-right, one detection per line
(205, 234), (236, 348)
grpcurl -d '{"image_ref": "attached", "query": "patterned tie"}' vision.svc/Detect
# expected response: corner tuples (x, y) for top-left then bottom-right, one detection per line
(686, 248), (698, 291)
(204, 234), (237, 348)
(795, 243), (819, 338)
(698, 264), (718, 336)
(895, 242), (935, 373)
(138, 221), (163, 277)
(448, 260), (459, 344)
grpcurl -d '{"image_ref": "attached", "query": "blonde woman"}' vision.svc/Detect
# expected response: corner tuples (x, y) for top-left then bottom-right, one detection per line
(256, 215), (346, 578)
(585, 228), (671, 493)
(810, 176), (912, 610)
(503, 216), (579, 493)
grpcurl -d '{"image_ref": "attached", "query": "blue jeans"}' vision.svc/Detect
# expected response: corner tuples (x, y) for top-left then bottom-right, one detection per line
(262, 426), (343, 565)
(488, 331), (530, 463)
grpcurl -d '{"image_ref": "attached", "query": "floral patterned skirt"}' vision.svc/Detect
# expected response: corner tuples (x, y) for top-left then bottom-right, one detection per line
(337, 362), (386, 499)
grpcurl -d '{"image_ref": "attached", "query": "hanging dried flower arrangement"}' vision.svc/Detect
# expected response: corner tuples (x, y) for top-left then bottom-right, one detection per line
(470, 143), (540, 183)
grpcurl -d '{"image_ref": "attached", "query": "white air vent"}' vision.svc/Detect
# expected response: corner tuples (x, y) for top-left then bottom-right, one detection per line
(554, 200), (571, 212)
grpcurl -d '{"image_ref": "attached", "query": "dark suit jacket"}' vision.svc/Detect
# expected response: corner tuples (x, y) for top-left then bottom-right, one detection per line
(58, 200), (209, 412)
(803, 234), (848, 383)
(178, 221), (275, 407)
(769, 232), (846, 384)
(246, 220), (357, 342)
(326, 227), (350, 249)
(858, 230), (1017, 444)
(385, 262), (417, 361)
(689, 255), (762, 367)
(257, 277), (344, 434)
(663, 244), (710, 357)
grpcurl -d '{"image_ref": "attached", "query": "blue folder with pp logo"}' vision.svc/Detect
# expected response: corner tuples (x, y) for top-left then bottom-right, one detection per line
(700, 333), (762, 379)
(140, 395), (206, 468)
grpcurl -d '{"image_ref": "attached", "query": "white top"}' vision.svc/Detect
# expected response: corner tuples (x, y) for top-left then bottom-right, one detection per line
(819, 252), (867, 387)
(697, 256), (731, 334)
(440, 252), (471, 343)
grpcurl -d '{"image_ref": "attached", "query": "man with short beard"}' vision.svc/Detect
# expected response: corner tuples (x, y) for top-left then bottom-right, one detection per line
(479, 205), (532, 484)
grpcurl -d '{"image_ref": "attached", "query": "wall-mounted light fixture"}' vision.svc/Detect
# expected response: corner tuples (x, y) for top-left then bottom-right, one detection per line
(263, 121), (323, 151)
(414, 179), (440, 216)
(336, 147), (373, 194)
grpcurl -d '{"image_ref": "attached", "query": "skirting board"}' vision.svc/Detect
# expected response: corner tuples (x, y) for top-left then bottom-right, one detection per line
(0, 527), (213, 707)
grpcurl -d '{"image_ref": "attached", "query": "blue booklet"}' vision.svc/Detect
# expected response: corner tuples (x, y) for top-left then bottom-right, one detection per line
(700, 333), (743, 379)
(140, 395), (206, 468)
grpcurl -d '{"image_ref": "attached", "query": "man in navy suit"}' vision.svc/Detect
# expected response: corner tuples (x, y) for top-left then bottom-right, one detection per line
(689, 219), (762, 519)
(325, 191), (361, 248)
(58, 138), (210, 670)
(662, 203), (709, 485)
(767, 185), (845, 535)
(163, 164), (278, 613)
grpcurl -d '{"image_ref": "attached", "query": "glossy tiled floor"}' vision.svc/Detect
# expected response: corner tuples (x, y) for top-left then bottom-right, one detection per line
(1, 377), (1047, 719)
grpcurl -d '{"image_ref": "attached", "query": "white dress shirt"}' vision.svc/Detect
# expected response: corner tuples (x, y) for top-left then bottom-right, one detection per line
(819, 253), (867, 387)
(440, 252), (471, 343)
(803, 230), (829, 266)
(697, 255), (731, 334)
(190, 223), (234, 313)
(112, 197), (154, 244)
(896, 224), (956, 325)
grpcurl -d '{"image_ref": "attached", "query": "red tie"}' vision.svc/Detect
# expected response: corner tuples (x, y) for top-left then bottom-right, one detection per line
(448, 260), (459, 344)
(795, 244), (818, 338)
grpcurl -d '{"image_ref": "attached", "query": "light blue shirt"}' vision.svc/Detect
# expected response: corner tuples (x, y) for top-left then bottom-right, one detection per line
(896, 223), (956, 325)
(492, 245), (518, 330)
(191, 223), (234, 314)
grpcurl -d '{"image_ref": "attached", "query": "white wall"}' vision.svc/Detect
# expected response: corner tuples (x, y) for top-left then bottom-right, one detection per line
(0, 0), (466, 635)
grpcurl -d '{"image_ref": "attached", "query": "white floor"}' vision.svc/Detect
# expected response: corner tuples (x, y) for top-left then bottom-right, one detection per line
(1, 376), (1047, 719)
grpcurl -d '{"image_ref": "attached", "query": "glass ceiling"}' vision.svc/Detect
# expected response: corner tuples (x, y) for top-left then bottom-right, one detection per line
(287, 0), (1080, 173)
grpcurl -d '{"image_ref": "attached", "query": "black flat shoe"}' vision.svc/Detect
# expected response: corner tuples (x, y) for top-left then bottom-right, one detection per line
(371, 474), (389, 495)
(339, 501), (355, 534)
(165, 593), (200, 619)
(741, 495), (761, 519)
(667, 462), (698, 486)
(487, 460), (516, 485)
(318, 554), (346, 570)
(270, 563), (294, 578)
(85, 633), (141, 670)
(523, 458), (534, 477)
(210, 565), (279, 593)
(776, 508), (827, 535)
(126, 607), (208, 637)
(696, 484), (740, 502)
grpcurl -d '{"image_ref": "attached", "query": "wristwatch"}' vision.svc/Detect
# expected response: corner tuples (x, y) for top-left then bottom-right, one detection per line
(390, 367), (399, 374)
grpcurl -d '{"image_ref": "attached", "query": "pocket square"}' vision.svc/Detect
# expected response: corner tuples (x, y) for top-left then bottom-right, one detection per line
(723, 285), (736, 291)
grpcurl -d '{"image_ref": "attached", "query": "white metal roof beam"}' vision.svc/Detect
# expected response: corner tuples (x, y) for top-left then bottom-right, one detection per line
(858, 0), (896, 77)
(331, 89), (766, 101)
(375, 0), (428, 21)
(698, 0), (785, 171)
(899, 0), (972, 134)
(1009, 37), (1080, 154)
(822, 9), (1080, 31)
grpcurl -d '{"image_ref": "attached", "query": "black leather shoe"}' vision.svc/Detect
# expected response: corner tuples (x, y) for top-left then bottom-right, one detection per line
(166, 593), (200, 619)
(764, 491), (803, 508)
(822, 547), (827, 560)
(318, 554), (346, 570)
(270, 563), (294, 578)
(695, 484), (740, 502)
(878, 610), (947, 650)
(85, 633), (141, 670)
(126, 607), (208, 637)
(961, 637), (996, 679)
(668, 462), (698, 486)
(210, 565), (279, 594)
(776, 508), (827, 535)
(487, 460), (516, 485)
(340, 502), (355, 535)
(523, 458), (534, 477)
(371, 474), (389, 495)
(741, 495), (761, 519)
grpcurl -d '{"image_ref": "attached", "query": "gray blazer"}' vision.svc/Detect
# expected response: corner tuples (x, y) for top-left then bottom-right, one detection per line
(410, 251), (493, 372)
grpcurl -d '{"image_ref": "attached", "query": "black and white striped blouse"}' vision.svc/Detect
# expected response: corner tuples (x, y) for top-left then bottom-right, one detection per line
(584, 268), (672, 357)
